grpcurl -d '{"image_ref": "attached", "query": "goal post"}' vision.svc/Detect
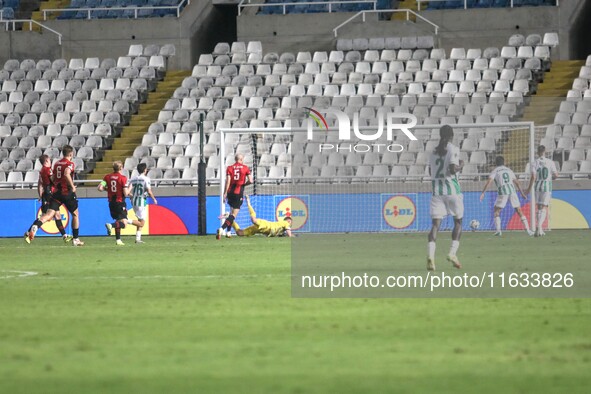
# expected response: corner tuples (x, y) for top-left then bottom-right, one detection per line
(218, 128), (296, 233)
(218, 121), (541, 234)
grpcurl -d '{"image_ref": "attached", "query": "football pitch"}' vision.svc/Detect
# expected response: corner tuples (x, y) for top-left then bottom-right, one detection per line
(1, 231), (590, 393)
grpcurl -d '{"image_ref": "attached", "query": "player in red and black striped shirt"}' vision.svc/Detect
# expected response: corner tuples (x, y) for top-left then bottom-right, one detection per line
(49, 145), (83, 246)
(23, 155), (72, 244)
(98, 161), (141, 246)
(217, 154), (253, 239)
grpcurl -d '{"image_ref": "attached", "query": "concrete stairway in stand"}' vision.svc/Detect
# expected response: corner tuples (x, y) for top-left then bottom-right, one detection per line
(26, 0), (69, 31)
(503, 60), (585, 170)
(520, 60), (585, 125)
(392, 0), (422, 21)
(87, 70), (191, 180)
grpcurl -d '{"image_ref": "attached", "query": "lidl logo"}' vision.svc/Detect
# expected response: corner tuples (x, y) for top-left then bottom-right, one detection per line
(38, 204), (70, 235)
(383, 195), (416, 229)
(276, 196), (308, 231)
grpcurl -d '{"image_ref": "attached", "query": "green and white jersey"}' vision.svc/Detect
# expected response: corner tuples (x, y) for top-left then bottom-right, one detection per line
(429, 142), (462, 196)
(489, 166), (516, 196)
(531, 157), (557, 192)
(128, 174), (151, 207)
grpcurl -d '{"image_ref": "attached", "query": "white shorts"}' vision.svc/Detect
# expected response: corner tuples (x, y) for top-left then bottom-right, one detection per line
(430, 194), (464, 219)
(133, 205), (147, 220)
(536, 191), (551, 206)
(495, 193), (520, 209)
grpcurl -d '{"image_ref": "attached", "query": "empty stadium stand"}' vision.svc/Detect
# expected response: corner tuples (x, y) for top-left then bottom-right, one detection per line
(0, 47), (172, 187)
(25, 0), (186, 28)
(425, 0), (557, 10)
(256, 0), (391, 14)
(2, 31), (590, 188)
(55, 0), (183, 20)
(0, 0), (55, 22)
(119, 34), (587, 184)
(250, 0), (558, 15)
(538, 55), (591, 177)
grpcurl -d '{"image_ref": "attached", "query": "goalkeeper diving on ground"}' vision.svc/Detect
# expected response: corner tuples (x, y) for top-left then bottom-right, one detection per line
(230, 195), (293, 238)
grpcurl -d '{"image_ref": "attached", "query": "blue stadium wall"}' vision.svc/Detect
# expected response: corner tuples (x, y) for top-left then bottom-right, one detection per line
(1, 190), (590, 237)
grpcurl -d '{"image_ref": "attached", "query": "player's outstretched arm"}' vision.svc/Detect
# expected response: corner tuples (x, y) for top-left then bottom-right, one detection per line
(147, 188), (157, 204)
(245, 195), (257, 222)
(513, 179), (527, 199)
(480, 178), (493, 201)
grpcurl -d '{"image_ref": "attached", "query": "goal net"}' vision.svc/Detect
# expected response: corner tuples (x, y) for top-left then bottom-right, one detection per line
(218, 120), (543, 234)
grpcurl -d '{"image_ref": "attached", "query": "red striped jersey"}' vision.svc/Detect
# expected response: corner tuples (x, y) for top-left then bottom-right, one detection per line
(226, 163), (251, 195)
(103, 172), (128, 203)
(53, 158), (75, 194)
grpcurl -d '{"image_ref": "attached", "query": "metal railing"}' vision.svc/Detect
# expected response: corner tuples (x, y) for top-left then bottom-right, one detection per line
(238, 0), (378, 16)
(333, 8), (439, 37)
(42, 0), (191, 20)
(2, 173), (590, 189)
(416, 0), (559, 11)
(1, 19), (64, 44)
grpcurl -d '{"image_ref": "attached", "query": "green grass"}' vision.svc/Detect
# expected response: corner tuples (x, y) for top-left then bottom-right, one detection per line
(1, 231), (590, 393)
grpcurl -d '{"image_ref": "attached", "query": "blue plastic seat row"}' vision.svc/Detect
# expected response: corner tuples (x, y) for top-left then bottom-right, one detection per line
(259, 4), (372, 15)
(57, 7), (177, 19)
(1, 0), (20, 10)
(57, 0), (180, 19)
(427, 0), (556, 10)
(259, 0), (390, 15)
(65, 0), (178, 9)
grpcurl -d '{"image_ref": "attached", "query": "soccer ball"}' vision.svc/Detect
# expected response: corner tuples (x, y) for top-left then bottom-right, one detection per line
(469, 219), (480, 231)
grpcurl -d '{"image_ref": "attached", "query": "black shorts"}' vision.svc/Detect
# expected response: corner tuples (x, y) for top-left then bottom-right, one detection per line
(41, 200), (52, 214)
(41, 194), (53, 214)
(50, 192), (78, 213)
(227, 193), (244, 210)
(109, 201), (128, 221)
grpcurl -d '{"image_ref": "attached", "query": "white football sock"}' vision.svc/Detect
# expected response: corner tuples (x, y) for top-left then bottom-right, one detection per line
(537, 209), (546, 231)
(520, 215), (530, 232)
(428, 241), (436, 260)
(449, 240), (460, 256)
(494, 216), (501, 232)
(136, 230), (141, 240)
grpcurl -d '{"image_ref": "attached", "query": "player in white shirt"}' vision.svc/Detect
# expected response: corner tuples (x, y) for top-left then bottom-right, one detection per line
(127, 163), (158, 243)
(480, 156), (533, 236)
(527, 145), (558, 237)
(427, 125), (464, 271)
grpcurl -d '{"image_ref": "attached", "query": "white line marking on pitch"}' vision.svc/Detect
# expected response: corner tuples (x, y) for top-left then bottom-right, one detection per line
(0, 270), (39, 279)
